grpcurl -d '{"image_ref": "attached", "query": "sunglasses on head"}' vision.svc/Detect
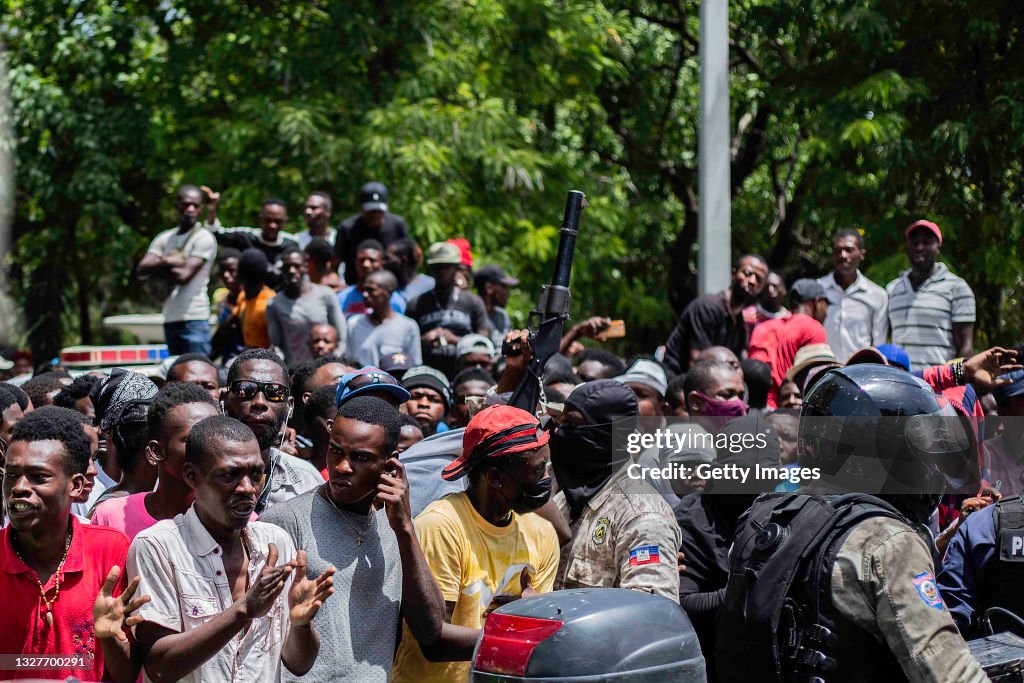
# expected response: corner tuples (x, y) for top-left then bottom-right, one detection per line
(229, 380), (290, 403)
(346, 372), (399, 390)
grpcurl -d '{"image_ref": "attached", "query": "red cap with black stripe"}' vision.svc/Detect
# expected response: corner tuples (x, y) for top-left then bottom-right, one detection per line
(441, 405), (550, 481)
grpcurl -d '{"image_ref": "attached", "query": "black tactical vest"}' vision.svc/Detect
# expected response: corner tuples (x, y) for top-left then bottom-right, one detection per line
(716, 492), (908, 682)
(986, 496), (1024, 629)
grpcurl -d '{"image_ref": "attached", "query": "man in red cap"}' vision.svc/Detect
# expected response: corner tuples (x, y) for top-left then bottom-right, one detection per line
(391, 405), (559, 683)
(885, 219), (975, 371)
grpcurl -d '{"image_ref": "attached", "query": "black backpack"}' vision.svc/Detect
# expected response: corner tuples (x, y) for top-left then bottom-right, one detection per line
(715, 492), (907, 682)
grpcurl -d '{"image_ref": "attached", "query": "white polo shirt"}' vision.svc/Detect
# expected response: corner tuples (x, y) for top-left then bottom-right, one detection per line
(817, 270), (889, 362)
(128, 506), (297, 683)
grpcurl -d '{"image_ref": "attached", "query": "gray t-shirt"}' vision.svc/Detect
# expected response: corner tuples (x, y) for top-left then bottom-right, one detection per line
(261, 489), (403, 683)
(266, 283), (347, 366)
(348, 313), (422, 368)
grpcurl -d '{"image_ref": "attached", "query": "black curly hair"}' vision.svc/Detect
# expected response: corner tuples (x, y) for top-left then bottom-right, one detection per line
(10, 405), (92, 475)
(148, 382), (219, 440)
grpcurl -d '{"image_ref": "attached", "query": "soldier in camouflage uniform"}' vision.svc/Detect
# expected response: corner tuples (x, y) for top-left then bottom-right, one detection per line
(717, 365), (987, 682)
(549, 380), (681, 601)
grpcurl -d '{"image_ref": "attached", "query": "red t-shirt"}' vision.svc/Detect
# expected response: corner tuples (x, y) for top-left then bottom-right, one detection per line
(0, 516), (129, 681)
(748, 313), (827, 408)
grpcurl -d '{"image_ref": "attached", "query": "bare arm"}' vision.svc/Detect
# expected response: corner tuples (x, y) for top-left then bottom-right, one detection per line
(281, 623), (319, 676)
(200, 186), (220, 226)
(135, 604), (255, 682)
(169, 256), (206, 285)
(138, 252), (168, 274)
(953, 323), (974, 360)
(533, 499), (572, 546)
(419, 601), (480, 662)
(558, 317), (610, 355)
(94, 566), (150, 683)
(281, 549), (334, 676)
(379, 458), (446, 646)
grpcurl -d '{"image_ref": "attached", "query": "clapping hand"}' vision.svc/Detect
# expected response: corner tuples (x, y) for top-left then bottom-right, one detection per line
(241, 543), (293, 620)
(288, 550), (335, 627)
(93, 566), (151, 642)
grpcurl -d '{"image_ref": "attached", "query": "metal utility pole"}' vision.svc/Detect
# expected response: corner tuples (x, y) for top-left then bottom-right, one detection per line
(698, 0), (731, 295)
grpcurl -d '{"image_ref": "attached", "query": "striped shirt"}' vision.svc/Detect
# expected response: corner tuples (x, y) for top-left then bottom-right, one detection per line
(817, 270), (889, 362)
(885, 263), (975, 371)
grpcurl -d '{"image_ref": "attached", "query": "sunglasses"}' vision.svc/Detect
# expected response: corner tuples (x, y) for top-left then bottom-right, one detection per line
(346, 372), (399, 390)
(229, 380), (290, 403)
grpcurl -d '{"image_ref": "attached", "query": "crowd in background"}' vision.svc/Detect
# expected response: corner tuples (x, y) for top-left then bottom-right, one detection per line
(1, 181), (1023, 682)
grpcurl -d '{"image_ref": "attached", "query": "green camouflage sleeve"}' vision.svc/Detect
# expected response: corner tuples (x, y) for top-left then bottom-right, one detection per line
(832, 516), (988, 683)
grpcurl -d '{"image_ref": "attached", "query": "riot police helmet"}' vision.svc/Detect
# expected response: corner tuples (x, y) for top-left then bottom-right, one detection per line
(798, 364), (977, 523)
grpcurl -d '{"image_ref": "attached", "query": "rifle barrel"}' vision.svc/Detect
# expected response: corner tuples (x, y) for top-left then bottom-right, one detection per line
(552, 190), (586, 288)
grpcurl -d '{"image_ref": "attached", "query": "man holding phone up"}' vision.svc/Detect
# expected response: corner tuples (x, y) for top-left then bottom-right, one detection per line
(261, 396), (445, 682)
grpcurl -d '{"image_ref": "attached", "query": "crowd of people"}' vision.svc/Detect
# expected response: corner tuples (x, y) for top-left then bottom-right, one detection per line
(1, 184), (1024, 682)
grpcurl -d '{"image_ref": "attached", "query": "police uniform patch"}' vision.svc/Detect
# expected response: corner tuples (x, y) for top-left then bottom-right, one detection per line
(913, 571), (943, 610)
(592, 517), (610, 545)
(628, 545), (661, 567)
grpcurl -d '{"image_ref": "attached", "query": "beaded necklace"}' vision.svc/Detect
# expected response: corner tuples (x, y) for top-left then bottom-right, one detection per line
(12, 528), (73, 626)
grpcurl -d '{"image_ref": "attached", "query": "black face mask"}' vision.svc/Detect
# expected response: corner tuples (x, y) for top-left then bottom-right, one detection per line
(504, 475), (553, 514)
(550, 424), (628, 519)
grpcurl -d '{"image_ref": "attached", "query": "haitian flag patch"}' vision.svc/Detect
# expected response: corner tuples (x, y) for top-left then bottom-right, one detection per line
(628, 545), (661, 567)
(913, 571), (943, 610)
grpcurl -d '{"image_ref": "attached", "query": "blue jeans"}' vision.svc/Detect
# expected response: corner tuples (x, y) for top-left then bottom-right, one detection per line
(164, 320), (211, 356)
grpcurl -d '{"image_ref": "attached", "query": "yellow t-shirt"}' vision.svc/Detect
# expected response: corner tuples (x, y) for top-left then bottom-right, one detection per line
(391, 491), (559, 683)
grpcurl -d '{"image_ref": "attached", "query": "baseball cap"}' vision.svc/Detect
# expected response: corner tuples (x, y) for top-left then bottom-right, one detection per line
(876, 344), (911, 372)
(614, 359), (668, 398)
(993, 370), (1024, 402)
(426, 241), (463, 266)
(473, 264), (520, 289)
(785, 344), (839, 382)
(845, 347), (889, 367)
(380, 352), (414, 379)
(447, 238), (473, 267)
(442, 404), (550, 480)
(359, 182), (389, 212)
(336, 367), (411, 407)
(456, 334), (496, 359)
(789, 279), (827, 305)
(401, 366), (452, 412)
(905, 219), (942, 246)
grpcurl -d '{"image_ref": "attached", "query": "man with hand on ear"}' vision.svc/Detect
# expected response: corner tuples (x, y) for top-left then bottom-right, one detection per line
(263, 396), (444, 682)
(392, 405), (560, 683)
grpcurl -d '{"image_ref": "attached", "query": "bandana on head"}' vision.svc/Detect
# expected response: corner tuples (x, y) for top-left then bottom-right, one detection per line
(96, 368), (158, 431)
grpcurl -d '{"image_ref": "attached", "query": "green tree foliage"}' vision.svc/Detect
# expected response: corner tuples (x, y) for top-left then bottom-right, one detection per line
(4, 0), (1024, 360)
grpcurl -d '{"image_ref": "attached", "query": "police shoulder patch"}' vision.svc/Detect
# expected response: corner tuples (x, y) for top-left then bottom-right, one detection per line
(913, 571), (943, 610)
(592, 517), (610, 545)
